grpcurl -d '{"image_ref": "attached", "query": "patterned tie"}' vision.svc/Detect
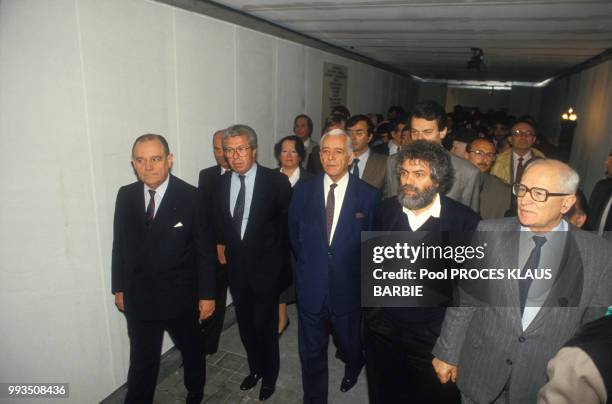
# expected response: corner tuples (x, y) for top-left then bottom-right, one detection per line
(326, 183), (338, 245)
(519, 235), (547, 315)
(145, 190), (156, 225)
(352, 158), (360, 178)
(515, 156), (525, 184)
(233, 175), (246, 237)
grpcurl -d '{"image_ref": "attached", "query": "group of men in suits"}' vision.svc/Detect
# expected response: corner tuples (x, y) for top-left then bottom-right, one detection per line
(111, 103), (612, 404)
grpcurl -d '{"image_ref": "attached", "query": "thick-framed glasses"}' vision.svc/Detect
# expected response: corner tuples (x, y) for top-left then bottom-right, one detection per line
(224, 145), (251, 157)
(469, 150), (496, 159)
(513, 183), (570, 202)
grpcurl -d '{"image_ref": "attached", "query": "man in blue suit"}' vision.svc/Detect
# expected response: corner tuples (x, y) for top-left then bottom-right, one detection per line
(289, 129), (380, 403)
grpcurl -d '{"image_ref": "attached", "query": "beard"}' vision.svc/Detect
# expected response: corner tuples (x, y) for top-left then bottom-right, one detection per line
(398, 183), (437, 210)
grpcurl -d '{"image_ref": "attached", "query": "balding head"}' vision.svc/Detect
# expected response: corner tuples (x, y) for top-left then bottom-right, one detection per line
(517, 159), (578, 233)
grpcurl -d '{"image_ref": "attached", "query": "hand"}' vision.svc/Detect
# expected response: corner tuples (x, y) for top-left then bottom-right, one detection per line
(199, 299), (215, 321)
(216, 244), (227, 265)
(432, 357), (457, 384)
(114, 292), (125, 312)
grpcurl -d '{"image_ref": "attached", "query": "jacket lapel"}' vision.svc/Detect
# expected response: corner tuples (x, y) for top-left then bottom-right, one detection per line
(148, 175), (177, 234)
(330, 175), (357, 247)
(243, 167), (264, 240)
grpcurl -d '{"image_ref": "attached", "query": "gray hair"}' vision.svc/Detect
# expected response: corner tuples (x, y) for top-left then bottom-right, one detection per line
(223, 124), (258, 149)
(525, 159), (580, 194)
(212, 129), (226, 146)
(396, 140), (455, 194)
(320, 128), (353, 155)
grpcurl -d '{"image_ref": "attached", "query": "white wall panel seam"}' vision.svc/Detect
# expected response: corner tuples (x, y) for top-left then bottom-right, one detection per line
(172, 9), (182, 177)
(233, 26), (238, 123)
(74, 0), (117, 386)
(273, 39), (279, 145)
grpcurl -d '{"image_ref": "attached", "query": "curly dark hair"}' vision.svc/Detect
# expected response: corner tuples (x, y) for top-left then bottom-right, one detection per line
(396, 140), (455, 194)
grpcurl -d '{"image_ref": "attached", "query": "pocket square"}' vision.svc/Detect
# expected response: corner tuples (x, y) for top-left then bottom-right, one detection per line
(355, 212), (366, 219)
(174, 222), (183, 228)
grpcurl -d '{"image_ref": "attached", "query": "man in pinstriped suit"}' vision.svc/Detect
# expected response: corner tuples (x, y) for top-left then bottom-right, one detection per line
(432, 159), (612, 404)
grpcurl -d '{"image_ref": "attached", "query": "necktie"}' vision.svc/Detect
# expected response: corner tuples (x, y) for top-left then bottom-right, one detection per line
(145, 190), (156, 225)
(515, 156), (525, 183)
(352, 159), (360, 178)
(233, 175), (246, 237)
(326, 183), (338, 245)
(519, 235), (547, 315)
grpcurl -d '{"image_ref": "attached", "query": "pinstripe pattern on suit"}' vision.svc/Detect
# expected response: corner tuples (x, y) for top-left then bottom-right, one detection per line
(433, 217), (612, 404)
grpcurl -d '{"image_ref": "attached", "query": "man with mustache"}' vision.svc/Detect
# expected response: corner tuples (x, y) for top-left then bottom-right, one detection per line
(465, 138), (512, 219)
(364, 140), (480, 403)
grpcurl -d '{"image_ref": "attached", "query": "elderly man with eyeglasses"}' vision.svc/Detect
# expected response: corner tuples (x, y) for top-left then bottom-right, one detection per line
(490, 120), (546, 185)
(465, 138), (512, 219)
(432, 159), (612, 404)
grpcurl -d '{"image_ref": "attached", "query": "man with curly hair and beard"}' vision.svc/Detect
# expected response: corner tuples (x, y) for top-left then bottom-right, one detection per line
(364, 140), (480, 404)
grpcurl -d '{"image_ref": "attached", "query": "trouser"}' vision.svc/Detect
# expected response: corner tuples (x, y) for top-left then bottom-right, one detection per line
(232, 285), (280, 387)
(125, 308), (205, 404)
(298, 304), (363, 404)
(200, 265), (228, 355)
(364, 309), (460, 404)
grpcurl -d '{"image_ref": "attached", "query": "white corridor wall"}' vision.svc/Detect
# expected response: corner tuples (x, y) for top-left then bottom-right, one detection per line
(0, 0), (417, 402)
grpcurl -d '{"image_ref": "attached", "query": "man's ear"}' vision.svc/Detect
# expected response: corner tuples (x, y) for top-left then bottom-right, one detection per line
(439, 127), (447, 140)
(167, 153), (174, 169)
(560, 195), (577, 215)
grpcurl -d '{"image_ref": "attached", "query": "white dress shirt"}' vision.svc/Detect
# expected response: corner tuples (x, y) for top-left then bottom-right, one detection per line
(144, 174), (170, 217)
(353, 148), (371, 179)
(402, 193), (441, 230)
(230, 163), (257, 239)
(324, 172), (349, 244)
(513, 150), (533, 181)
(389, 141), (400, 156)
(281, 167), (301, 187)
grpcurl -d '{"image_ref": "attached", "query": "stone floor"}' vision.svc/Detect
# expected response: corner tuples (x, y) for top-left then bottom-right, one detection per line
(109, 304), (370, 403)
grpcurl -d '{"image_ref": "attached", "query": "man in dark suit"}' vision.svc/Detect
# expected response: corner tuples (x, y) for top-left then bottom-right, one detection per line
(410, 100), (481, 213)
(197, 129), (230, 355)
(365, 140), (479, 404)
(465, 138), (512, 219)
(213, 125), (292, 401)
(289, 129), (379, 403)
(588, 150), (612, 236)
(433, 159), (612, 404)
(347, 114), (387, 193)
(112, 134), (216, 404)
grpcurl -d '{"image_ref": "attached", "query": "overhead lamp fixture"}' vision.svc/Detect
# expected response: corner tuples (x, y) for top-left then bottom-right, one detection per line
(467, 48), (485, 71)
(561, 107), (577, 121)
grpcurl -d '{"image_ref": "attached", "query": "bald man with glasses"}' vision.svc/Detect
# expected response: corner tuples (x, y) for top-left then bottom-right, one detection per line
(432, 159), (612, 404)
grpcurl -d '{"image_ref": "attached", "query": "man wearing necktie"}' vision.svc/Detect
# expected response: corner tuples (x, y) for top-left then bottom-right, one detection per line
(111, 134), (216, 404)
(212, 125), (292, 401)
(289, 129), (380, 403)
(432, 159), (612, 404)
(347, 114), (388, 193)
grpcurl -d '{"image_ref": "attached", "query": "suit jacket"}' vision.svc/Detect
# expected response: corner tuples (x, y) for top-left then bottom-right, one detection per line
(491, 147), (546, 185)
(111, 174), (216, 320)
(372, 142), (391, 156)
(447, 153), (481, 213)
(304, 138), (318, 169)
(306, 145), (323, 175)
(361, 151), (388, 192)
(289, 174), (380, 315)
(479, 173), (512, 220)
(274, 166), (314, 187)
(384, 153), (400, 198)
(433, 218), (612, 404)
(198, 165), (225, 194)
(588, 177), (612, 231)
(213, 165), (292, 295)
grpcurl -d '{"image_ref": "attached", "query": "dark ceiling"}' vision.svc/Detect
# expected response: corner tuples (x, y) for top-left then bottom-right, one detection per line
(211, 0), (612, 83)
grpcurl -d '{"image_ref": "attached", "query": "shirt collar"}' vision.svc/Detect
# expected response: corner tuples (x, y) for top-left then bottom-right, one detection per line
(513, 150), (533, 162)
(520, 218), (568, 235)
(144, 174), (170, 198)
(324, 170), (350, 189)
(402, 193), (441, 230)
(355, 147), (370, 162)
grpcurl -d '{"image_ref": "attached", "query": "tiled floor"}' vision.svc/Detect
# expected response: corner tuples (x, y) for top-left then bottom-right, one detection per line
(151, 304), (370, 403)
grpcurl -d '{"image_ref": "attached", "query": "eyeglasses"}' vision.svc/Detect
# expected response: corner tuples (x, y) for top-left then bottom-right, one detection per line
(224, 145), (251, 157)
(469, 150), (496, 159)
(511, 130), (535, 138)
(512, 183), (570, 202)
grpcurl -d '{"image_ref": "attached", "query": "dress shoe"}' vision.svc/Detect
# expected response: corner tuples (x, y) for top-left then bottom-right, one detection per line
(278, 319), (291, 337)
(186, 391), (203, 404)
(340, 376), (358, 392)
(240, 373), (262, 390)
(259, 385), (275, 401)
